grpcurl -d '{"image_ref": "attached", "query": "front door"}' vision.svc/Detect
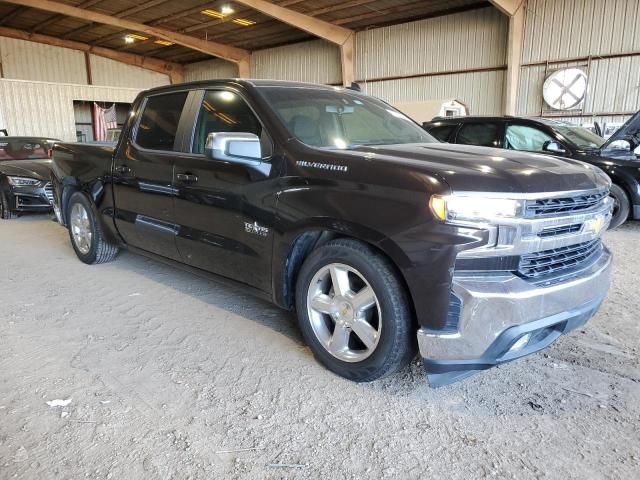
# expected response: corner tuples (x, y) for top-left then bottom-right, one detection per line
(112, 91), (189, 261)
(174, 89), (276, 292)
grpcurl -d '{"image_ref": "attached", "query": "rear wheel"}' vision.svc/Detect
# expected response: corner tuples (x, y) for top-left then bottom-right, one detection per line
(609, 184), (630, 230)
(295, 239), (415, 382)
(0, 194), (17, 219)
(67, 192), (118, 264)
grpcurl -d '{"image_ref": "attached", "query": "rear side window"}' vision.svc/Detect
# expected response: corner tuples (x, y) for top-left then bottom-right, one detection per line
(135, 92), (188, 151)
(456, 123), (502, 148)
(428, 125), (456, 142)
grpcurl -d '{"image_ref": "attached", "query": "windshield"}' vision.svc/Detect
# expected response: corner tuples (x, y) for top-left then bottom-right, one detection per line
(259, 86), (435, 149)
(0, 139), (53, 161)
(545, 122), (606, 149)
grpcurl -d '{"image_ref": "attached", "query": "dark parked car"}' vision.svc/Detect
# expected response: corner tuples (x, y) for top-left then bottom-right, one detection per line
(424, 114), (640, 229)
(0, 137), (58, 219)
(51, 80), (612, 386)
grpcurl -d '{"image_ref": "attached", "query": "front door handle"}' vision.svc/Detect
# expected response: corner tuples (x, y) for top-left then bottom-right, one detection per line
(114, 165), (131, 174)
(176, 173), (198, 183)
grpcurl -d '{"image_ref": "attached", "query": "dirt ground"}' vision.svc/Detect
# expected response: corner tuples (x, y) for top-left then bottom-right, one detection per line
(0, 215), (638, 480)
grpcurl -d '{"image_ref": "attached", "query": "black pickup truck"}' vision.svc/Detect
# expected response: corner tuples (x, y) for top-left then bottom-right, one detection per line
(51, 80), (613, 386)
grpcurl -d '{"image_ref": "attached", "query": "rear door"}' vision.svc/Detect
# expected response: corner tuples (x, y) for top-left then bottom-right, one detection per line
(112, 90), (189, 261)
(173, 89), (276, 292)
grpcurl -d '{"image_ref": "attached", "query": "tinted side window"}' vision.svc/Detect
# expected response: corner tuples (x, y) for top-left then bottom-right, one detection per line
(428, 125), (456, 142)
(456, 123), (502, 147)
(135, 92), (188, 151)
(193, 90), (263, 154)
(506, 124), (554, 152)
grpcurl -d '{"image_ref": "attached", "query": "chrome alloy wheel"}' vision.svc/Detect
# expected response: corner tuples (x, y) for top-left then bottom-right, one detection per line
(70, 203), (92, 255)
(306, 263), (382, 362)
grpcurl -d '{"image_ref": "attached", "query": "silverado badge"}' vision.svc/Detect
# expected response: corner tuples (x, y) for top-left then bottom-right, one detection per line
(245, 221), (270, 237)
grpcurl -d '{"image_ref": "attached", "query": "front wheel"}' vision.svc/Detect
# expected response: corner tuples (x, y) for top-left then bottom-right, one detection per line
(608, 184), (630, 230)
(295, 239), (416, 382)
(67, 192), (119, 264)
(0, 194), (17, 219)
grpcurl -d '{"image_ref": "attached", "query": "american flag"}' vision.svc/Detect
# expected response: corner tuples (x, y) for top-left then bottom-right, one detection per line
(93, 103), (117, 141)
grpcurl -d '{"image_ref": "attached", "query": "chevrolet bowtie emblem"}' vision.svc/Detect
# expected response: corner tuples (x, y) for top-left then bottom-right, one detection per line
(584, 215), (605, 235)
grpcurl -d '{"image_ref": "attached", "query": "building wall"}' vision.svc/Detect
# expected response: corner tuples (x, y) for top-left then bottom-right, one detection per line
(0, 78), (141, 141)
(0, 36), (87, 84)
(183, 58), (239, 82)
(518, 0), (640, 125)
(356, 7), (508, 115)
(251, 39), (342, 84)
(0, 36), (170, 140)
(89, 55), (169, 89)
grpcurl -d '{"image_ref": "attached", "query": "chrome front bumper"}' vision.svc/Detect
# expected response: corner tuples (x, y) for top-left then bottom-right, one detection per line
(418, 247), (612, 386)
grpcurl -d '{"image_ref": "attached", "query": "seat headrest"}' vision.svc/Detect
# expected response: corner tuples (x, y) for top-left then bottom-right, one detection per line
(290, 115), (318, 140)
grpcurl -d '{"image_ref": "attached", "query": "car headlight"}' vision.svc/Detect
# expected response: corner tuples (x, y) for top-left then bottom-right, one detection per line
(7, 176), (41, 187)
(430, 194), (523, 223)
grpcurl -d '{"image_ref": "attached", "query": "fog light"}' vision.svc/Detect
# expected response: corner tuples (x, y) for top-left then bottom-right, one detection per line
(509, 333), (531, 353)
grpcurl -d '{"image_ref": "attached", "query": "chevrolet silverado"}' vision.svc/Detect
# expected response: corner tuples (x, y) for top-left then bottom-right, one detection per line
(51, 80), (613, 386)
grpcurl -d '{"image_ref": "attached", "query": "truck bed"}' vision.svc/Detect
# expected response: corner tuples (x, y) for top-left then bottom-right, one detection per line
(52, 142), (115, 186)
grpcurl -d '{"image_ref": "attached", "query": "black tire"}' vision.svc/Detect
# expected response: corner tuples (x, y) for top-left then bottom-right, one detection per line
(295, 238), (416, 382)
(609, 184), (630, 230)
(67, 191), (119, 264)
(0, 194), (17, 219)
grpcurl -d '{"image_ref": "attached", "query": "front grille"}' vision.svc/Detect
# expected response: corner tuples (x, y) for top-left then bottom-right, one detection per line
(44, 182), (54, 205)
(518, 239), (602, 280)
(538, 223), (582, 238)
(525, 191), (607, 217)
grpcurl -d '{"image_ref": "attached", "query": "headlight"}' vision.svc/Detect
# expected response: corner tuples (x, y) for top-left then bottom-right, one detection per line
(430, 194), (523, 223)
(7, 176), (41, 187)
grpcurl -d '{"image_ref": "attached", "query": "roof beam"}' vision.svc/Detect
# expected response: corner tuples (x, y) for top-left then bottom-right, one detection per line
(234, 0), (355, 85)
(0, 26), (183, 83)
(490, 0), (525, 17)
(490, 0), (526, 115)
(1, 0), (250, 65)
(235, 0), (352, 44)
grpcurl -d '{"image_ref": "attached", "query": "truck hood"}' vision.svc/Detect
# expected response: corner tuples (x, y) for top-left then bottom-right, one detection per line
(344, 143), (609, 194)
(0, 159), (52, 181)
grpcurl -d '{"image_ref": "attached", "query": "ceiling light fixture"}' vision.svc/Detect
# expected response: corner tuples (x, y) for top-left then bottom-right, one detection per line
(221, 5), (235, 15)
(201, 9), (225, 19)
(154, 39), (174, 46)
(125, 33), (148, 43)
(232, 18), (256, 26)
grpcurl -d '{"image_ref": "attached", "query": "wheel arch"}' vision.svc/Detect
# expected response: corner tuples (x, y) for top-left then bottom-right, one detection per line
(273, 220), (416, 321)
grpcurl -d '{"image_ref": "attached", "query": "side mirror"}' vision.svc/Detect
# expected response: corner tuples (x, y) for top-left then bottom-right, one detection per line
(543, 140), (566, 154)
(205, 132), (262, 164)
(608, 140), (631, 151)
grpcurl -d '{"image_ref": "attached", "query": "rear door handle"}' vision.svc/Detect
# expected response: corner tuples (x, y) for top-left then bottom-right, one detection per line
(176, 173), (198, 183)
(114, 165), (131, 174)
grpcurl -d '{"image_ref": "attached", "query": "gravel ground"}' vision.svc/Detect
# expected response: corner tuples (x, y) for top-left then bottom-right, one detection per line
(0, 215), (639, 480)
